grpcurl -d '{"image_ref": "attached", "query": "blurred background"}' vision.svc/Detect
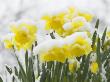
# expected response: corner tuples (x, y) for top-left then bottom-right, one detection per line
(0, 0), (109, 79)
(0, 0), (110, 33)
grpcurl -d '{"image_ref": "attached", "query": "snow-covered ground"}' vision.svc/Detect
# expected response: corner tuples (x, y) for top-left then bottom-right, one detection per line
(0, 0), (110, 80)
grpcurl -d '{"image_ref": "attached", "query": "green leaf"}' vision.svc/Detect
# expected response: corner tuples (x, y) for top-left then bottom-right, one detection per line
(82, 54), (91, 82)
(40, 63), (46, 82)
(92, 31), (97, 48)
(96, 36), (102, 72)
(37, 55), (40, 76)
(102, 27), (107, 48)
(27, 58), (34, 82)
(25, 50), (28, 74)
(16, 55), (26, 81)
(6, 65), (12, 74)
(0, 77), (3, 82)
(14, 66), (18, 76)
(92, 19), (100, 49)
(95, 19), (99, 29)
(97, 36), (101, 56)
(76, 55), (91, 82)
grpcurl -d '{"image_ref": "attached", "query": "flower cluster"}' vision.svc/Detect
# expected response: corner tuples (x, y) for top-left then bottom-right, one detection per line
(1, 6), (110, 82)
(34, 32), (92, 63)
(41, 7), (93, 37)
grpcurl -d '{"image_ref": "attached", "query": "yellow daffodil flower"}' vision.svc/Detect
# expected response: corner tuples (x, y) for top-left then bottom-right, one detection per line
(70, 36), (92, 57)
(11, 23), (37, 50)
(40, 46), (68, 63)
(42, 13), (65, 35)
(4, 40), (13, 48)
(68, 58), (80, 72)
(90, 62), (99, 74)
(63, 20), (85, 36)
(69, 63), (76, 72)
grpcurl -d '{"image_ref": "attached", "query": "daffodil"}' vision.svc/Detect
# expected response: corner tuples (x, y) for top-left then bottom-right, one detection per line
(4, 40), (13, 48)
(33, 39), (66, 63)
(3, 33), (14, 49)
(63, 17), (93, 36)
(70, 36), (92, 57)
(90, 62), (99, 74)
(39, 44), (75, 63)
(11, 23), (37, 50)
(63, 32), (92, 57)
(40, 46), (67, 63)
(68, 58), (80, 72)
(63, 17), (84, 35)
(42, 13), (65, 35)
